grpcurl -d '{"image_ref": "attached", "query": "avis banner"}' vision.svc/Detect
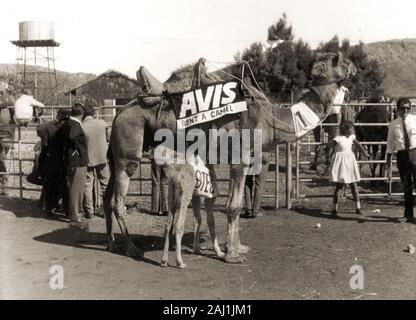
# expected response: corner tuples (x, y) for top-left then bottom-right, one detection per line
(170, 81), (248, 129)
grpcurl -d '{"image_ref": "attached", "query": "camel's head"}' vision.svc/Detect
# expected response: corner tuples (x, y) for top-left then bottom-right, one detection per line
(311, 52), (357, 85)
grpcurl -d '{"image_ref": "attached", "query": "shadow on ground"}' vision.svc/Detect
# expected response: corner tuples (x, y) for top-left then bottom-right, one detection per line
(294, 205), (402, 224)
(0, 196), (43, 219)
(33, 227), (215, 266)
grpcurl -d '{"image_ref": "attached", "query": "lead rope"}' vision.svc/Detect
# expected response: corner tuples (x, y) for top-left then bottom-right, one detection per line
(206, 60), (295, 132)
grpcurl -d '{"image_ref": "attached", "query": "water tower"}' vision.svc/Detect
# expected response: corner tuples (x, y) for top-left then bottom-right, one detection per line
(11, 21), (59, 102)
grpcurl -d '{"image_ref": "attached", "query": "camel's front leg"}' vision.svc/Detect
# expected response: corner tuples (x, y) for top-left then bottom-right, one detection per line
(161, 208), (174, 267)
(225, 164), (248, 264)
(191, 196), (202, 255)
(174, 207), (187, 269)
(204, 196), (225, 258)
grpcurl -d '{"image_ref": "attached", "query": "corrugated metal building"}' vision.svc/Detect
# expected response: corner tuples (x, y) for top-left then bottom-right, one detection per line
(65, 69), (140, 116)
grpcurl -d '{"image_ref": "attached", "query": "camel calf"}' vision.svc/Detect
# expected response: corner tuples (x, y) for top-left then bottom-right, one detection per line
(161, 164), (224, 268)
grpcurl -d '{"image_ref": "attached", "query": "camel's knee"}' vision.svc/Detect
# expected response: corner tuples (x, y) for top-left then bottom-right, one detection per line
(125, 161), (139, 177)
(113, 202), (126, 216)
(227, 204), (241, 220)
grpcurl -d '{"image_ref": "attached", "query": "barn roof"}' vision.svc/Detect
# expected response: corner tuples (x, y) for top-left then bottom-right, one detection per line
(65, 69), (139, 95)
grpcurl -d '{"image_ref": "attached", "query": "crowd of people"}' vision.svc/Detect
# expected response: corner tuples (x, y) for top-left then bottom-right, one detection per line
(35, 102), (110, 229)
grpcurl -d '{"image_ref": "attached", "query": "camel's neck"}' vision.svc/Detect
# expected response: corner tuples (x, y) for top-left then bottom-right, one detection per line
(261, 82), (340, 144)
(303, 83), (339, 117)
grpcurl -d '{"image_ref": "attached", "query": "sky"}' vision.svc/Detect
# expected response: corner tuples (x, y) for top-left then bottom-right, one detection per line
(1, 0), (416, 82)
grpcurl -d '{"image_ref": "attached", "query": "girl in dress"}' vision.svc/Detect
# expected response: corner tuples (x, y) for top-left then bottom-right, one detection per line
(327, 121), (369, 216)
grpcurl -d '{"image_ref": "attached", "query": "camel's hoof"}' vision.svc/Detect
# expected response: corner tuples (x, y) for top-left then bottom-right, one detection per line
(237, 244), (250, 254)
(224, 253), (245, 264)
(107, 242), (117, 253)
(125, 244), (143, 258)
(161, 261), (168, 267)
(216, 251), (226, 258)
(176, 262), (187, 269)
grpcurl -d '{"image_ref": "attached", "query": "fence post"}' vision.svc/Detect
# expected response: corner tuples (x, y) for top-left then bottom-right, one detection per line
(388, 102), (394, 196)
(275, 144), (279, 209)
(18, 126), (23, 199)
(295, 141), (300, 199)
(286, 142), (292, 209)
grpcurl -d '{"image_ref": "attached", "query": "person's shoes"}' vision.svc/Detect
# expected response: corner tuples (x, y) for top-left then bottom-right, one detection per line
(396, 217), (415, 223)
(356, 209), (363, 215)
(253, 211), (263, 218)
(405, 217), (416, 224)
(95, 205), (103, 215)
(158, 211), (168, 216)
(84, 213), (93, 220)
(242, 210), (254, 219)
(69, 220), (89, 231)
(330, 210), (338, 217)
(43, 210), (54, 219)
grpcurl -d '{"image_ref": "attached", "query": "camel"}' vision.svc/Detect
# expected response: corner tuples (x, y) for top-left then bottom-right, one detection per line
(103, 52), (357, 266)
(159, 162), (224, 268)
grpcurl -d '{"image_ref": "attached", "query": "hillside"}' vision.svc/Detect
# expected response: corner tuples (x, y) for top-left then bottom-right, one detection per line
(363, 39), (416, 97)
(0, 63), (96, 104)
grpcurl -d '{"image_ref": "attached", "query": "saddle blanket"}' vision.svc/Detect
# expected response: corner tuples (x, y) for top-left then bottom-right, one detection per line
(189, 154), (216, 198)
(291, 101), (320, 138)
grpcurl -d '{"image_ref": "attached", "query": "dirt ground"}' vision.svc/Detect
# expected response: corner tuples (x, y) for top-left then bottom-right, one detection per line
(1, 191), (415, 300)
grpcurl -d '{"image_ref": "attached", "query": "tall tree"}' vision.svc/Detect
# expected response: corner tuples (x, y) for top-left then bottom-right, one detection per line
(318, 37), (385, 98)
(237, 15), (385, 102)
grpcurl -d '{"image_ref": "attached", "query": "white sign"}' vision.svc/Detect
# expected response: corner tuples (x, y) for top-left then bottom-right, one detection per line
(174, 81), (248, 129)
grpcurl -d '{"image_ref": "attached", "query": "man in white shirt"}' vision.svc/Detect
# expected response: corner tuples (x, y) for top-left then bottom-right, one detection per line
(386, 98), (416, 223)
(14, 89), (45, 126)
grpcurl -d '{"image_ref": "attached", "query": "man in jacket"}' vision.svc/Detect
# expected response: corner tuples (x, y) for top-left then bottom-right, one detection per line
(37, 109), (70, 217)
(61, 102), (89, 228)
(82, 106), (109, 217)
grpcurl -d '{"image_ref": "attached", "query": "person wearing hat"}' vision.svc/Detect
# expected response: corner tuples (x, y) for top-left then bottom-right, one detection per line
(387, 98), (416, 223)
(36, 109), (70, 216)
(60, 102), (89, 229)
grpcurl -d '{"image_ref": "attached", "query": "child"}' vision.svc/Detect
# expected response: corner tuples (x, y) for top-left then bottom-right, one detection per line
(326, 121), (369, 216)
